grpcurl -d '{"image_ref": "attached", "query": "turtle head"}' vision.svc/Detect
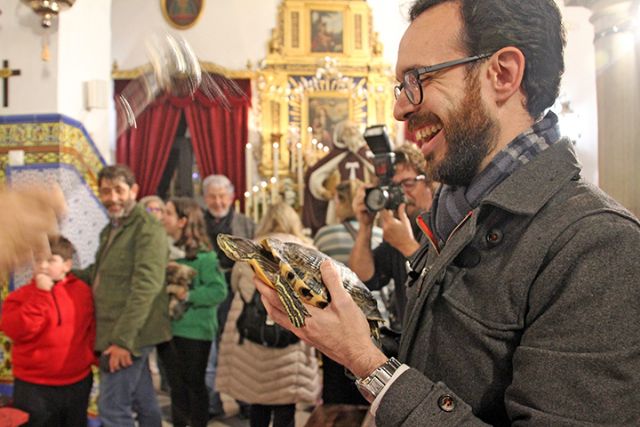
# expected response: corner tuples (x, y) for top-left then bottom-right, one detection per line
(216, 234), (260, 262)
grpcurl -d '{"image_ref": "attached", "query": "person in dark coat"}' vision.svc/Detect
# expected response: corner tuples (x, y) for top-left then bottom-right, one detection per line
(256, 0), (640, 425)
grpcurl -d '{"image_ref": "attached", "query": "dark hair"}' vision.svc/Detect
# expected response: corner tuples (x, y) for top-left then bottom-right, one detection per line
(409, 0), (566, 119)
(169, 197), (212, 259)
(49, 235), (76, 262)
(98, 164), (136, 188)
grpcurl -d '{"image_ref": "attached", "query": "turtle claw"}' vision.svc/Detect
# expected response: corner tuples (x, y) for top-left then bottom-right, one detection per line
(274, 275), (309, 328)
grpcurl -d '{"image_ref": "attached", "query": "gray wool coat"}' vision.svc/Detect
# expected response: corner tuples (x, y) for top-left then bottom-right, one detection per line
(376, 139), (640, 426)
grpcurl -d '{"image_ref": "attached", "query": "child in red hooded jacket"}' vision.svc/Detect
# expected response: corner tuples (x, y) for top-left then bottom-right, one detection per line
(1, 235), (96, 426)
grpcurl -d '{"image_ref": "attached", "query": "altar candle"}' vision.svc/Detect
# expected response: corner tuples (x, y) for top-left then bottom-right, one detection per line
(252, 185), (260, 223)
(245, 143), (253, 190)
(272, 142), (279, 179)
(296, 142), (304, 206)
(270, 176), (278, 203)
(260, 181), (268, 220)
(244, 191), (251, 216)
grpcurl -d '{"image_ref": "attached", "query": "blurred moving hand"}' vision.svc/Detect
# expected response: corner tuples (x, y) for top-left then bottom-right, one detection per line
(0, 185), (67, 271)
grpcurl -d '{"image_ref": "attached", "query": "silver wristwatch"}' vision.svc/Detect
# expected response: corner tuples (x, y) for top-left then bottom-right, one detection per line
(355, 357), (402, 403)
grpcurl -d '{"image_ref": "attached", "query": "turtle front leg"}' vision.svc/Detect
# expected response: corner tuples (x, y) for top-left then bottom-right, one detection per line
(274, 275), (309, 328)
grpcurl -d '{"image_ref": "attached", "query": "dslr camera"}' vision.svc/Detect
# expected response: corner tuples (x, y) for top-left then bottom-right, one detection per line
(363, 125), (406, 212)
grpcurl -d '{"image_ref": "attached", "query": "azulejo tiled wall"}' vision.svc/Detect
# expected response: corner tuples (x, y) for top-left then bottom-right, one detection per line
(0, 114), (107, 421)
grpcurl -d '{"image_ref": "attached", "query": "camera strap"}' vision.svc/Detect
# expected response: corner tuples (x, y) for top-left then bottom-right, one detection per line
(343, 220), (358, 241)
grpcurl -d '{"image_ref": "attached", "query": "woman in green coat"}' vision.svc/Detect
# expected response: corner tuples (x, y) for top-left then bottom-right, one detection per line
(157, 197), (227, 427)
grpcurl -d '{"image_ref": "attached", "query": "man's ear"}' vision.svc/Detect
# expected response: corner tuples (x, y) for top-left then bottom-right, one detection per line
(131, 183), (140, 200)
(486, 47), (526, 103)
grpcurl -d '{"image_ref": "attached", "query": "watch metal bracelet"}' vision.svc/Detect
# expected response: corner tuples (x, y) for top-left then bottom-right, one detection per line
(355, 357), (402, 403)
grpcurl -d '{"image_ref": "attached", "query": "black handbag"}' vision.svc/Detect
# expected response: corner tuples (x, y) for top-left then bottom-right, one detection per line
(236, 290), (300, 348)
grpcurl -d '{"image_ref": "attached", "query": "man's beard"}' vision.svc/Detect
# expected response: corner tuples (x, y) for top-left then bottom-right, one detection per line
(105, 198), (135, 220)
(426, 73), (499, 187)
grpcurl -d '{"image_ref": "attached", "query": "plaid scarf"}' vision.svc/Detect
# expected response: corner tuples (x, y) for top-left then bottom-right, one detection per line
(431, 111), (561, 244)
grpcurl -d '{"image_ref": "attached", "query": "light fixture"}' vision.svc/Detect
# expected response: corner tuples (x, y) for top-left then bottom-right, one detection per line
(21, 0), (76, 28)
(21, 1), (76, 61)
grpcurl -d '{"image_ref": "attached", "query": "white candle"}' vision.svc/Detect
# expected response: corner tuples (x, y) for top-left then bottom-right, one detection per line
(272, 142), (279, 179)
(270, 176), (278, 203)
(252, 185), (260, 223)
(260, 181), (268, 220)
(245, 143), (253, 191)
(244, 191), (251, 216)
(296, 142), (304, 207)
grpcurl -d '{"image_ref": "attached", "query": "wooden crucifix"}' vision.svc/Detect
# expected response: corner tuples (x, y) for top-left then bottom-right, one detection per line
(0, 60), (21, 108)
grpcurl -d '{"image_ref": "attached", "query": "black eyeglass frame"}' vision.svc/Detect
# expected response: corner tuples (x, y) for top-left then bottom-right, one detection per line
(394, 52), (495, 105)
(397, 174), (427, 189)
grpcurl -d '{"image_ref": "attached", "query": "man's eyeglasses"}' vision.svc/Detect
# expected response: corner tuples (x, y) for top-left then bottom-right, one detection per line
(398, 175), (426, 190)
(394, 52), (494, 105)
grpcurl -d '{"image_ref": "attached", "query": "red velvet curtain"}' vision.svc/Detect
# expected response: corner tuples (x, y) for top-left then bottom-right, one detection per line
(184, 79), (251, 202)
(114, 77), (251, 199)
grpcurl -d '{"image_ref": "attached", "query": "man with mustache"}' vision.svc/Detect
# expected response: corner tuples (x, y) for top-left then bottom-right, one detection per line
(350, 143), (435, 331)
(75, 165), (171, 426)
(256, 0), (640, 424)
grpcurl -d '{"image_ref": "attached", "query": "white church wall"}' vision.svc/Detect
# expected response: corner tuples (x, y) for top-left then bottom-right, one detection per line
(1, 1), (112, 163)
(562, 6), (599, 184)
(58, 0), (113, 163)
(109, 1), (598, 183)
(1, 2), (59, 113)
(111, 0), (281, 71)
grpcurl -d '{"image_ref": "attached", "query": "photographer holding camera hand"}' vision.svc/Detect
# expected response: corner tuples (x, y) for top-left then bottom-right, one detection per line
(349, 142), (435, 331)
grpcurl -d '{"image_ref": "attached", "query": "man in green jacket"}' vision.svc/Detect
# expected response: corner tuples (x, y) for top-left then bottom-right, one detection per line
(75, 164), (170, 427)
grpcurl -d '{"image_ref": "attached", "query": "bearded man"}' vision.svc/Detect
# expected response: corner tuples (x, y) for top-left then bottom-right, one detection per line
(75, 164), (170, 427)
(256, 0), (640, 425)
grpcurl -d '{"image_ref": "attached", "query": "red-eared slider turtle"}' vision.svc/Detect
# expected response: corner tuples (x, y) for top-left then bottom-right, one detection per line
(217, 233), (383, 340)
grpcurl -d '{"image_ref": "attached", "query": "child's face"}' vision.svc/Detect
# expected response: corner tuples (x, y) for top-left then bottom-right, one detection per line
(163, 201), (186, 240)
(34, 254), (72, 281)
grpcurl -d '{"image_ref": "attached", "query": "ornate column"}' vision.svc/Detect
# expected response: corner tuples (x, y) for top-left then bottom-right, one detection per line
(569, 0), (639, 216)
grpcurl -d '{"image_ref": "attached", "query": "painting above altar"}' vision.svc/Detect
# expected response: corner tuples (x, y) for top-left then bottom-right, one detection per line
(311, 10), (344, 53)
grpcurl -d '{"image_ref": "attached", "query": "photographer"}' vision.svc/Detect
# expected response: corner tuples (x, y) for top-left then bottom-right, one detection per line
(349, 143), (435, 330)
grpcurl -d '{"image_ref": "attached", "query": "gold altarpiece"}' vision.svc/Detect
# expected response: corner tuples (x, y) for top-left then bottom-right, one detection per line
(257, 0), (395, 191)
(112, 0), (395, 213)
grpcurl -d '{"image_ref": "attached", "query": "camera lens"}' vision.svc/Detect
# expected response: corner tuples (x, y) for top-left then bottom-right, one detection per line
(365, 187), (389, 212)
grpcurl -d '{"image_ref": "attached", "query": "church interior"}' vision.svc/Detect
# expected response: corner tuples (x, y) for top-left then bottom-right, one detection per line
(0, 0), (639, 425)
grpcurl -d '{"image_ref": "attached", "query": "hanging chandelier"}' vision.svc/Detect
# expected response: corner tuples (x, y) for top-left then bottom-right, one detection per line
(21, 0), (76, 28)
(21, 0), (76, 61)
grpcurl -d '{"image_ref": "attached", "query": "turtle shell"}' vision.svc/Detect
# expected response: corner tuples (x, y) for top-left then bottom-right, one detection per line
(217, 233), (382, 338)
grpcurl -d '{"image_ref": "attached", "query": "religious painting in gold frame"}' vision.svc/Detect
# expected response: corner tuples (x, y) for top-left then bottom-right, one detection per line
(310, 10), (344, 53)
(308, 95), (349, 146)
(257, 0), (396, 181)
(161, 0), (205, 30)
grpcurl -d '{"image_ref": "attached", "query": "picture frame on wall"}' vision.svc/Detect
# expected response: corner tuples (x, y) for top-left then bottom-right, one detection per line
(307, 95), (350, 147)
(161, 0), (205, 29)
(310, 10), (344, 53)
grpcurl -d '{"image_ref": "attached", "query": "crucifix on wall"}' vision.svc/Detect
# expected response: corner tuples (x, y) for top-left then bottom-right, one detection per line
(0, 60), (21, 108)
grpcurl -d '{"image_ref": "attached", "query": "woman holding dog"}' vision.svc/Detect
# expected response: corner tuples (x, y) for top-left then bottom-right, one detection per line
(157, 197), (228, 427)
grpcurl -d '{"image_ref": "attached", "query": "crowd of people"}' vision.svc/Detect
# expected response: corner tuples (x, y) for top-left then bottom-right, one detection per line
(0, 0), (639, 426)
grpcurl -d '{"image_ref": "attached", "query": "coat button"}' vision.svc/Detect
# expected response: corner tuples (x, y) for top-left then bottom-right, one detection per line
(438, 394), (456, 412)
(486, 229), (503, 246)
